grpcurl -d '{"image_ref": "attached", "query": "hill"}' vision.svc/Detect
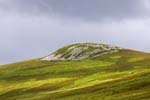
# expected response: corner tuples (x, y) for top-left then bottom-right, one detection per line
(0, 43), (150, 100)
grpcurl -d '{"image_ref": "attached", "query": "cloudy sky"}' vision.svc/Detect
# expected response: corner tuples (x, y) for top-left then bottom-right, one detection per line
(0, 0), (150, 64)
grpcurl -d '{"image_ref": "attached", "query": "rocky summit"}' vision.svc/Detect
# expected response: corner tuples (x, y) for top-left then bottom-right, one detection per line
(42, 43), (123, 61)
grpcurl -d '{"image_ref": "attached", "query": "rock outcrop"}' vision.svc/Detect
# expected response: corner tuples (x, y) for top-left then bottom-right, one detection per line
(42, 43), (123, 61)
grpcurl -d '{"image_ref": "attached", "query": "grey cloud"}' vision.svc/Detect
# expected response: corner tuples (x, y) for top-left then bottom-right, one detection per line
(0, 0), (149, 20)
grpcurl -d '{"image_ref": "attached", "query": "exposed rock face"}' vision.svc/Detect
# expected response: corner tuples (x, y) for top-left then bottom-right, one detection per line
(42, 43), (123, 61)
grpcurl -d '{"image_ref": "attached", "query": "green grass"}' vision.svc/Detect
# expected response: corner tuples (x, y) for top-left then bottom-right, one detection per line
(0, 49), (150, 100)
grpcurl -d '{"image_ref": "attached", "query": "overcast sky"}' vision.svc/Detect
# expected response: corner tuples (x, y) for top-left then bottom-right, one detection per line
(0, 0), (150, 64)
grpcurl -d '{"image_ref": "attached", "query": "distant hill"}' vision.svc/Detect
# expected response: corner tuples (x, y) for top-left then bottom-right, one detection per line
(0, 43), (150, 100)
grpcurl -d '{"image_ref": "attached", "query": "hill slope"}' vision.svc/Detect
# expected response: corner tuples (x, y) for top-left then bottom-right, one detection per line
(0, 43), (150, 100)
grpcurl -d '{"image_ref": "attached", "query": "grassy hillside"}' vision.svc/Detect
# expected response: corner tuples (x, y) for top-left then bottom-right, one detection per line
(0, 44), (150, 100)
